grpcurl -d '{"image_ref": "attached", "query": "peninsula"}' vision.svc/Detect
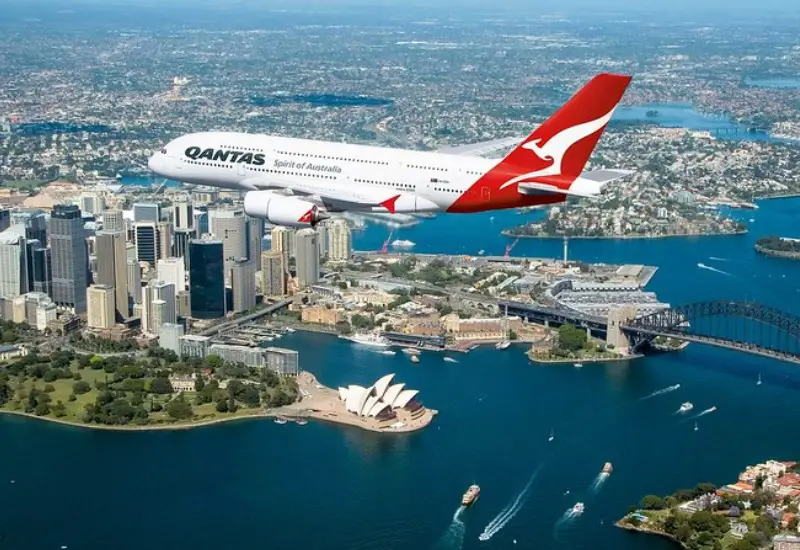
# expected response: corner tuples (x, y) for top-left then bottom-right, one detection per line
(617, 460), (800, 550)
(754, 236), (800, 260)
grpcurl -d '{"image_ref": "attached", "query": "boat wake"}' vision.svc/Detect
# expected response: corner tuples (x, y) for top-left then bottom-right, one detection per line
(697, 263), (733, 277)
(692, 406), (717, 419)
(589, 473), (609, 495)
(708, 256), (730, 262)
(432, 506), (466, 550)
(478, 465), (542, 542)
(640, 384), (680, 400)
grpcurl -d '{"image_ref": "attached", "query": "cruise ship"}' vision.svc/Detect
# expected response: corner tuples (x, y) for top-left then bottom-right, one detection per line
(340, 332), (390, 348)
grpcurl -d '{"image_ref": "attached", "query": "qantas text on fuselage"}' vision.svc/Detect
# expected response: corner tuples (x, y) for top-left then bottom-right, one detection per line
(148, 73), (635, 228)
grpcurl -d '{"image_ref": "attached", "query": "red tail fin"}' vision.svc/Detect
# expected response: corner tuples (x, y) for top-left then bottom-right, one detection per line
(448, 73), (632, 213)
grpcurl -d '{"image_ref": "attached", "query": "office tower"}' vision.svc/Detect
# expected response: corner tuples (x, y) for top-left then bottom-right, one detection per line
(231, 259), (256, 313)
(193, 209), (209, 236)
(157, 221), (173, 260)
(127, 260), (142, 305)
(133, 202), (160, 223)
(80, 194), (105, 215)
(134, 221), (158, 267)
(173, 202), (193, 230)
(27, 240), (51, 295)
(295, 229), (320, 288)
(102, 209), (125, 232)
(211, 208), (247, 280)
(87, 284), (115, 329)
(95, 230), (129, 320)
(10, 210), (47, 245)
(270, 226), (296, 260)
(25, 292), (57, 331)
(173, 228), (196, 259)
(156, 257), (185, 292)
(260, 250), (286, 297)
(142, 281), (176, 335)
(159, 322), (185, 355)
(0, 230), (28, 298)
(316, 221), (329, 262)
(50, 204), (88, 313)
(188, 239), (225, 319)
(246, 215), (263, 263)
(328, 219), (352, 262)
(176, 290), (191, 318)
(0, 209), (10, 233)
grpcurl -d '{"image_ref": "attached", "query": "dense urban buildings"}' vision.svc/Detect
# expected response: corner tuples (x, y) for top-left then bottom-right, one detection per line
(49, 204), (88, 313)
(95, 230), (129, 320)
(295, 228), (320, 288)
(188, 239), (225, 319)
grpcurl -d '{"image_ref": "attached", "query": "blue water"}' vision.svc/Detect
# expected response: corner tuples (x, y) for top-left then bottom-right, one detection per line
(2, 201), (800, 550)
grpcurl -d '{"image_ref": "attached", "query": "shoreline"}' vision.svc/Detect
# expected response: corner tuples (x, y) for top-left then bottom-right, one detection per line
(500, 229), (748, 241)
(527, 351), (642, 364)
(615, 520), (687, 550)
(754, 244), (800, 260)
(0, 408), (267, 432)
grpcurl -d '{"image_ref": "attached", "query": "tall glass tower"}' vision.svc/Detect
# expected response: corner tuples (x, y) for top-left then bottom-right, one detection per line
(188, 239), (224, 319)
(50, 204), (88, 313)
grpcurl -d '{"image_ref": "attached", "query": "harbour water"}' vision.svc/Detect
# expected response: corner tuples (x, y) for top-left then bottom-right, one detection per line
(2, 198), (800, 550)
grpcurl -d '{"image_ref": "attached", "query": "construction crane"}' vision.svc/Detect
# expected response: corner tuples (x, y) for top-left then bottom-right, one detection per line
(504, 238), (519, 258)
(381, 230), (394, 254)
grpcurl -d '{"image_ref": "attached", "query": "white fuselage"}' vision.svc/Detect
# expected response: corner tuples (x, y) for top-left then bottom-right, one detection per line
(148, 131), (500, 212)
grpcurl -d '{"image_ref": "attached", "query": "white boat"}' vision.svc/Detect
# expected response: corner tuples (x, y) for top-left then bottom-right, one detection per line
(708, 406), (717, 412)
(274, 417), (288, 425)
(341, 332), (390, 348)
(678, 402), (694, 413)
(496, 340), (511, 350)
(401, 348), (420, 355)
(757, 373), (762, 386)
(479, 533), (490, 542)
(573, 362), (583, 368)
(444, 357), (458, 363)
(410, 355), (420, 363)
(548, 429), (555, 442)
(295, 418), (308, 426)
(381, 350), (396, 356)
(694, 421), (699, 432)
(285, 327), (296, 333)
(391, 239), (415, 249)
(569, 502), (585, 516)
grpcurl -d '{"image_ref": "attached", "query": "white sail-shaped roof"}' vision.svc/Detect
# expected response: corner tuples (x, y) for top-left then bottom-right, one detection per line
(356, 385), (375, 416)
(392, 389), (419, 409)
(345, 385), (367, 413)
(369, 401), (391, 417)
(338, 387), (349, 401)
(374, 373), (395, 400)
(361, 395), (380, 416)
(382, 383), (405, 406)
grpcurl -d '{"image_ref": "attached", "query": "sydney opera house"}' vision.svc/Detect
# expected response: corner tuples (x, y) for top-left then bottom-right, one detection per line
(338, 374), (423, 420)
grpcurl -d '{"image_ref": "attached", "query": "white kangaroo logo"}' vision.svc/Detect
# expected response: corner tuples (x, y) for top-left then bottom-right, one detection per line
(497, 107), (617, 191)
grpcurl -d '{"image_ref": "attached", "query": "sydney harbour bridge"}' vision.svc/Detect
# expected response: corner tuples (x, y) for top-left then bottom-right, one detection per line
(499, 300), (800, 365)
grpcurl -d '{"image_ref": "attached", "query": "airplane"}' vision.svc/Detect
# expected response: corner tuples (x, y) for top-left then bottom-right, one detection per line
(148, 72), (634, 228)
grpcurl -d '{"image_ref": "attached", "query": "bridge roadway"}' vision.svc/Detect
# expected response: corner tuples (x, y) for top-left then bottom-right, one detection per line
(198, 298), (293, 337)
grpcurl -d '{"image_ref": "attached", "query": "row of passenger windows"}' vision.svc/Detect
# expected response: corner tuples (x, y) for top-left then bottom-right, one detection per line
(187, 160), (231, 168)
(433, 187), (459, 193)
(407, 164), (447, 172)
(249, 167), (335, 179)
(354, 178), (414, 190)
(276, 150), (390, 166)
(220, 145), (261, 152)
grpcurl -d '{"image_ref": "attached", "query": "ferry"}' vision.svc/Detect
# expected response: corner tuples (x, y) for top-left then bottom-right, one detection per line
(602, 462), (613, 474)
(569, 502), (585, 516)
(462, 484), (480, 506)
(678, 402), (694, 413)
(341, 332), (390, 348)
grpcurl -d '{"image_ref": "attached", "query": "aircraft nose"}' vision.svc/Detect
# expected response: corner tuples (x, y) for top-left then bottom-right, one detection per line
(148, 152), (162, 174)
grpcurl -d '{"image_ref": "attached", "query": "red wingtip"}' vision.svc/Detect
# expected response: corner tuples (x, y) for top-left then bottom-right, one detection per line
(380, 195), (401, 214)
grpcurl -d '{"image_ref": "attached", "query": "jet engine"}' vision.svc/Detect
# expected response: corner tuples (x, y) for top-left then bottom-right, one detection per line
(243, 191), (329, 228)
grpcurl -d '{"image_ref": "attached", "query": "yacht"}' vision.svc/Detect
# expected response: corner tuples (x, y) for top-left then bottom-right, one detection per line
(381, 350), (396, 356)
(573, 362), (583, 368)
(569, 502), (585, 516)
(274, 417), (288, 425)
(602, 462), (613, 474)
(496, 340), (511, 350)
(548, 429), (555, 442)
(444, 357), (458, 363)
(694, 421), (699, 432)
(410, 355), (420, 364)
(678, 402), (694, 413)
(341, 332), (390, 348)
(757, 373), (762, 386)
(295, 418), (308, 426)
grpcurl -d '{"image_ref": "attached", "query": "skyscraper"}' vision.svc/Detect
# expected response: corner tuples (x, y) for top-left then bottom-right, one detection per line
(157, 221), (174, 259)
(142, 280), (176, 335)
(80, 194), (105, 215)
(211, 208), (247, 279)
(134, 222), (158, 267)
(246, 215), (263, 265)
(173, 228), (196, 259)
(270, 226), (296, 260)
(127, 260), (142, 305)
(316, 221), (330, 262)
(10, 210), (47, 245)
(0, 229), (28, 298)
(260, 250), (286, 297)
(328, 219), (352, 262)
(27, 240), (51, 296)
(87, 284), (115, 329)
(173, 202), (193, 230)
(188, 239), (225, 319)
(102, 209), (125, 232)
(50, 204), (88, 313)
(295, 229), (320, 288)
(231, 259), (256, 313)
(95, 230), (129, 320)
(133, 203), (160, 223)
(0, 209), (9, 233)
(156, 257), (185, 292)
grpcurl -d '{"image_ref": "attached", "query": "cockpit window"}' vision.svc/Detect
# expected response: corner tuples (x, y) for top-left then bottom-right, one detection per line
(161, 148), (167, 154)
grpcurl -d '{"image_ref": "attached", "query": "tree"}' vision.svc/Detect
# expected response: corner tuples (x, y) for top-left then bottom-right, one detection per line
(149, 377), (173, 394)
(240, 386), (261, 407)
(34, 402), (51, 416)
(166, 395), (193, 420)
(557, 324), (587, 352)
(72, 380), (91, 395)
(215, 399), (228, 413)
(0, 381), (11, 407)
(640, 495), (665, 510)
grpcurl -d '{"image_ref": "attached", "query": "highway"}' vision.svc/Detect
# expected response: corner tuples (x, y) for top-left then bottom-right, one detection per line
(198, 298), (293, 337)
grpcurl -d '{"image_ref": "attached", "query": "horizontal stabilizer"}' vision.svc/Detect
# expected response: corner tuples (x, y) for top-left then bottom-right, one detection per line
(518, 169), (633, 198)
(579, 169), (635, 184)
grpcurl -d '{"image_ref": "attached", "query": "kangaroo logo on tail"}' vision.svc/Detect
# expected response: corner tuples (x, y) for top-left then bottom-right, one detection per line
(497, 108), (617, 191)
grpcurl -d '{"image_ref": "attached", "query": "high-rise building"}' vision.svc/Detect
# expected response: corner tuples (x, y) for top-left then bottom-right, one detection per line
(260, 250), (286, 297)
(27, 240), (51, 295)
(142, 280), (176, 335)
(193, 209), (209, 236)
(172, 202), (193, 230)
(231, 259), (256, 313)
(133, 202), (160, 223)
(327, 219), (352, 262)
(246, 215), (263, 264)
(95, 230), (129, 320)
(211, 208), (247, 280)
(188, 239), (225, 319)
(87, 284), (115, 329)
(134, 221), (158, 267)
(156, 257), (185, 292)
(173, 228), (196, 259)
(50, 204), (88, 313)
(316, 221), (330, 262)
(176, 290), (191, 318)
(102, 209), (125, 232)
(80, 194), (105, 215)
(0, 230), (28, 298)
(0, 209), (9, 233)
(127, 260), (142, 305)
(295, 229), (320, 288)
(157, 221), (173, 259)
(270, 226), (296, 260)
(159, 322), (185, 355)
(10, 210), (47, 245)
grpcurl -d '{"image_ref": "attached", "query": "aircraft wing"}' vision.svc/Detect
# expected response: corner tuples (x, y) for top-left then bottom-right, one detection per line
(244, 177), (420, 213)
(436, 137), (523, 158)
(517, 169), (634, 198)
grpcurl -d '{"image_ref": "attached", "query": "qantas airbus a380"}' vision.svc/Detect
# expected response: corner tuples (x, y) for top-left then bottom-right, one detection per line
(148, 73), (634, 228)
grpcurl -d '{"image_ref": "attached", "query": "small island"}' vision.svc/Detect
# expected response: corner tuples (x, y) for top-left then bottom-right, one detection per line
(618, 460), (800, 550)
(754, 236), (800, 260)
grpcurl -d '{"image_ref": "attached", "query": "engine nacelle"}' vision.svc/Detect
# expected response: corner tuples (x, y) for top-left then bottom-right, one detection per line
(243, 191), (329, 228)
